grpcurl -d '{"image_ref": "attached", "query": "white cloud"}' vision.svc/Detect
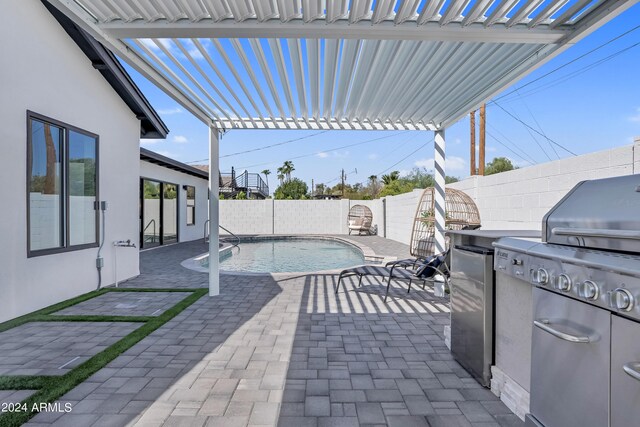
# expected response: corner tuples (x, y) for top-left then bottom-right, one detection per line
(630, 108), (640, 122)
(368, 153), (379, 160)
(316, 151), (350, 159)
(157, 107), (183, 115)
(414, 156), (466, 172)
(140, 139), (162, 145)
(172, 135), (188, 144)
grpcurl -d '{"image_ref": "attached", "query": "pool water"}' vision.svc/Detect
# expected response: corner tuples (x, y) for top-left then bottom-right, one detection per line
(208, 239), (365, 273)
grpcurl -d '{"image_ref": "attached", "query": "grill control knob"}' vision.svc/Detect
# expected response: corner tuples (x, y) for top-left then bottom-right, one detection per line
(536, 268), (549, 285)
(555, 274), (572, 292)
(612, 288), (635, 312)
(579, 280), (599, 300)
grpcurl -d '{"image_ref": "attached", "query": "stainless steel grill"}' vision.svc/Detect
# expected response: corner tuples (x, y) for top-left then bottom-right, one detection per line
(494, 174), (640, 427)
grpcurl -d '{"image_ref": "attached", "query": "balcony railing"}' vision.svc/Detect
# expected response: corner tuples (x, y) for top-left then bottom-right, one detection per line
(219, 168), (269, 199)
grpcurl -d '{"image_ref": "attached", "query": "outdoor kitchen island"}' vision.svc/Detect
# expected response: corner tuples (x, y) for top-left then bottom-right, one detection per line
(491, 174), (640, 427)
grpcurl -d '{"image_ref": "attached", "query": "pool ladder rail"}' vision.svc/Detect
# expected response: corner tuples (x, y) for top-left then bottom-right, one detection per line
(204, 220), (240, 248)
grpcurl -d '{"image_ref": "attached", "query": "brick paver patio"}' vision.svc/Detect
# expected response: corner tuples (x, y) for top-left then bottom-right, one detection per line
(23, 237), (522, 426)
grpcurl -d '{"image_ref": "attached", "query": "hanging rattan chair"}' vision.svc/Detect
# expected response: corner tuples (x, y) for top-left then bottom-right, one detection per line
(347, 204), (373, 235)
(410, 188), (481, 257)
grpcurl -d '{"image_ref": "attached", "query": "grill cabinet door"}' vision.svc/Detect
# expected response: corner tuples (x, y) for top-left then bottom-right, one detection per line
(611, 315), (640, 427)
(450, 245), (494, 387)
(530, 288), (610, 427)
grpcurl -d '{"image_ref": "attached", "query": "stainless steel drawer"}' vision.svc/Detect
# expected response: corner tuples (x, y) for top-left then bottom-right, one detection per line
(531, 287), (610, 427)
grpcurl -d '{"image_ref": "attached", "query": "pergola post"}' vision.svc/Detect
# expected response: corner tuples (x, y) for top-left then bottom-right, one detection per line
(434, 129), (446, 254)
(434, 129), (446, 297)
(208, 126), (220, 296)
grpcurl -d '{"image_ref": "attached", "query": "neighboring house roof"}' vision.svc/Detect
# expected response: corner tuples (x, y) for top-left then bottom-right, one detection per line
(42, 1), (168, 139)
(140, 148), (208, 180)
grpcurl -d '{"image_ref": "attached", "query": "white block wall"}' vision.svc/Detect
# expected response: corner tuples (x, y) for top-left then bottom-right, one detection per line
(140, 160), (209, 242)
(383, 189), (423, 244)
(449, 142), (640, 230)
(219, 199), (386, 236)
(219, 200), (274, 234)
(0, 0), (142, 322)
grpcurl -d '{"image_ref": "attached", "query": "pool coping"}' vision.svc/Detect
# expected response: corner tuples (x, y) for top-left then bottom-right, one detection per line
(180, 235), (398, 276)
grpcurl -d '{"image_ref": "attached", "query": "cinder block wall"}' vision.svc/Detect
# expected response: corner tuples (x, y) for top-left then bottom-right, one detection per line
(449, 142), (639, 230)
(219, 199), (385, 236)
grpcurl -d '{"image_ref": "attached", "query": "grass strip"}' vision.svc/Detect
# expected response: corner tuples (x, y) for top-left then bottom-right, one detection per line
(0, 288), (207, 427)
(0, 377), (49, 391)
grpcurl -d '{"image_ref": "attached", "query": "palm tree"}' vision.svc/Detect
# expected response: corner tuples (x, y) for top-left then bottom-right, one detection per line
(368, 175), (379, 198)
(281, 161), (295, 182)
(261, 169), (270, 188)
(277, 173), (284, 185)
(381, 171), (399, 185)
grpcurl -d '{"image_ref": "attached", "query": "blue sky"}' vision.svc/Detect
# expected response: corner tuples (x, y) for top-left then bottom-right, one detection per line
(132, 4), (640, 191)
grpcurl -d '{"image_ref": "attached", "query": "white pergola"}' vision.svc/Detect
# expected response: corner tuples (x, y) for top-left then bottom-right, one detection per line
(48, 0), (635, 296)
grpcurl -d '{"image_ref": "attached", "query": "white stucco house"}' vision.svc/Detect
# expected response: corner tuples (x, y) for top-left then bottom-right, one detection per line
(0, 0), (210, 322)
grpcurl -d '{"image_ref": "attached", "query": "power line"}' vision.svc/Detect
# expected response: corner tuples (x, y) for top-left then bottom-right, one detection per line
(493, 23), (640, 103)
(495, 40), (640, 104)
(378, 138), (435, 175)
(487, 123), (538, 165)
(486, 129), (536, 166)
(185, 130), (329, 163)
(516, 89), (560, 159)
(500, 101), (553, 161)
(237, 131), (410, 170)
(492, 101), (577, 156)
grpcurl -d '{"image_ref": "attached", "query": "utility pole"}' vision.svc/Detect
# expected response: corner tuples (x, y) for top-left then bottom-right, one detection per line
(311, 179), (314, 197)
(479, 103), (486, 176)
(470, 110), (476, 175)
(341, 169), (345, 198)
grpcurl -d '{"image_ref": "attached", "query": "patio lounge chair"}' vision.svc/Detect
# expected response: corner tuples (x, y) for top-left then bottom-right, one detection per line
(336, 251), (449, 302)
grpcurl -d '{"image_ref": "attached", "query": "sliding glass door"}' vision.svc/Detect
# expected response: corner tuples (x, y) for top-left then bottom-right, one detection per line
(140, 179), (178, 248)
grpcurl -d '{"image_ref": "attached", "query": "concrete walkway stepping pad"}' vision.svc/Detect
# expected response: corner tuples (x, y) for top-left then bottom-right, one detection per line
(0, 322), (139, 376)
(54, 292), (191, 317)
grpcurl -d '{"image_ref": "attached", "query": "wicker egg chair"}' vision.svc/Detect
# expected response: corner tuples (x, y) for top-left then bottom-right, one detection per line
(347, 204), (373, 235)
(410, 188), (481, 257)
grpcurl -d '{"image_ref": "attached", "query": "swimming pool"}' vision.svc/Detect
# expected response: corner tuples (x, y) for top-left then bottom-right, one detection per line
(204, 238), (366, 273)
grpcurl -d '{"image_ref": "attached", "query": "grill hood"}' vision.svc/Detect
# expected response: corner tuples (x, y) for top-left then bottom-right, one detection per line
(542, 174), (640, 254)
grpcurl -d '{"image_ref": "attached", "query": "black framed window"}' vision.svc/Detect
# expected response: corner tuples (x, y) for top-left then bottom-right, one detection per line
(186, 186), (196, 226)
(140, 179), (179, 248)
(27, 112), (99, 256)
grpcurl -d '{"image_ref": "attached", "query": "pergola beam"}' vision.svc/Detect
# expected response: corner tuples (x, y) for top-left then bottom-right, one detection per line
(99, 20), (568, 44)
(213, 118), (432, 131)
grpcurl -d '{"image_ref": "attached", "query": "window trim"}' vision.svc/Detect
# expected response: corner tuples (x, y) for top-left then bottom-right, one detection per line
(185, 185), (196, 226)
(26, 111), (100, 258)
